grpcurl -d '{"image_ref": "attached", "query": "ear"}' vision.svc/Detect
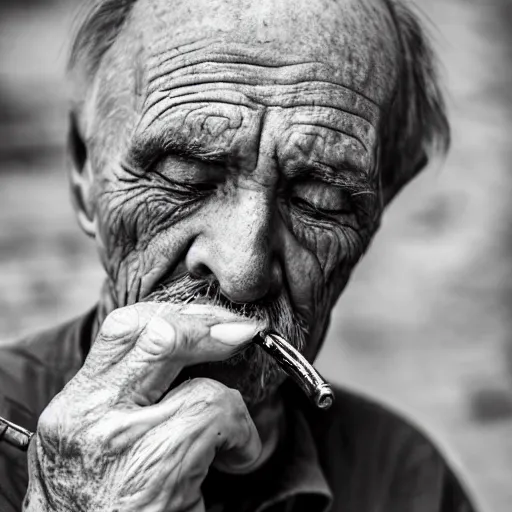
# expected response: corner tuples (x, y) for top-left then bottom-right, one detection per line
(68, 112), (96, 238)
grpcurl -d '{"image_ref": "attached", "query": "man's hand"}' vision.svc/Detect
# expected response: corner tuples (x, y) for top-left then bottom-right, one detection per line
(23, 303), (262, 512)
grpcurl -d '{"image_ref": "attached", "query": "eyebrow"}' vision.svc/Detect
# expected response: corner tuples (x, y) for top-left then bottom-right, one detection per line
(286, 161), (375, 194)
(128, 135), (230, 171)
(164, 140), (229, 163)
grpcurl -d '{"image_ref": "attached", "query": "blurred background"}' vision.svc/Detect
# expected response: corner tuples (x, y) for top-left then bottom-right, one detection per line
(1, 0), (511, 510)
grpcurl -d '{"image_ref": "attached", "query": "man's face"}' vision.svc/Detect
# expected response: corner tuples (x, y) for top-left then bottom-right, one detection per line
(77, 0), (399, 406)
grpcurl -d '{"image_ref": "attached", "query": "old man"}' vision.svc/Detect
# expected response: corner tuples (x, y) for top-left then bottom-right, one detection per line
(0, 0), (476, 510)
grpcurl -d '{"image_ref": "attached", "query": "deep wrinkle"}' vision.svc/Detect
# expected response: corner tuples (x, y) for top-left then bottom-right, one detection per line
(133, 102), (377, 187)
(134, 65), (379, 181)
(104, 84), (379, 306)
(144, 39), (390, 107)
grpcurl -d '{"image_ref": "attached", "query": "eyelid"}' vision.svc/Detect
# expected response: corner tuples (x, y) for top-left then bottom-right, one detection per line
(151, 153), (228, 185)
(290, 181), (353, 215)
(292, 180), (348, 199)
(152, 168), (217, 194)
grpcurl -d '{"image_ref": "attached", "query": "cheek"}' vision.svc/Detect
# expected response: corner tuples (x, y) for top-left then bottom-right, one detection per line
(281, 212), (373, 334)
(93, 179), (197, 304)
(285, 212), (367, 280)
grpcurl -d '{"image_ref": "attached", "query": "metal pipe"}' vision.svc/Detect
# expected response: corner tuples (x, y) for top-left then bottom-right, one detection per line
(0, 416), (33, 452)
(253, 330), (334, 410)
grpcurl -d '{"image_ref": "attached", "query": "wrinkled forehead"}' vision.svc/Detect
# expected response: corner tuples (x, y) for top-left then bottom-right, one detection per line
(126, 0), (400, 105)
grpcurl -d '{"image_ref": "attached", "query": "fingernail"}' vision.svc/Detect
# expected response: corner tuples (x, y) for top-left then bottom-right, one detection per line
(210, 322), (259, 345)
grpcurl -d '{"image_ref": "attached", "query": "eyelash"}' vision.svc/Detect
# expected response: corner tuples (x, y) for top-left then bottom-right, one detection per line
(147, 161), (370, 230)
(289, 197), (345, 220)
(151, 169), (216, 202)
(289, 185), (356, 219)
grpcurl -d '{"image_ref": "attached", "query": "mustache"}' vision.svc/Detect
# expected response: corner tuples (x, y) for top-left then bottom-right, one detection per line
(144, 273), (309, 351)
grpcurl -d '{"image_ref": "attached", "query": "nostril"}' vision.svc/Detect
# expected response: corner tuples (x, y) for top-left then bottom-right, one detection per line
(221, 278), (272, 305)
(190, 263), (214, 280)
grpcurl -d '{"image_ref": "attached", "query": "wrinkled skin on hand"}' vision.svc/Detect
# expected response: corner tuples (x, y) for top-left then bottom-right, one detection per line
(70, 0), (400, 406)
(24, 304), (263, 512)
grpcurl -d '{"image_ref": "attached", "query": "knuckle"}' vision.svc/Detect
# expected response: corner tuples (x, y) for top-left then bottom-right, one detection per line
(193, 378), (230, 408)
(37, 407), (82, 450)
(195, 377), (226, 395)
(37, 406), (62, 441)
(139, 316), (177, 358)
(192, 379), (247, 421)
(100, 305), (142, 341)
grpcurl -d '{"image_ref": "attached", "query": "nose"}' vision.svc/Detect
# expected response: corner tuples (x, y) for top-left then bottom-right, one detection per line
(185, 190), (282, 304)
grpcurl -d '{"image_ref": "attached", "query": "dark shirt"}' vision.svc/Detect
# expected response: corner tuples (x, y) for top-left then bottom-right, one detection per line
(0, 310), (477, 512)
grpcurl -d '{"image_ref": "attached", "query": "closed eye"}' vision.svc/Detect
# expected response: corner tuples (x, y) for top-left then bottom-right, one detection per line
(290, 181), (354, 218)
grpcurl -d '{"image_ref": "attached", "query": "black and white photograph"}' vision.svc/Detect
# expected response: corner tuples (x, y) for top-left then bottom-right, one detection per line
(0, 0), (511, 510)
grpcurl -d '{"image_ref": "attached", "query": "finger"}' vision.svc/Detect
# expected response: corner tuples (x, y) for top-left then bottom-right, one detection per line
(81, 303), (180, 379)
(81, 303), (262, 405)
(119, 304), (261, 404)
(78, 379), (261, 495)
(136, 303), (262, 364)
(150, 378), (262, 473)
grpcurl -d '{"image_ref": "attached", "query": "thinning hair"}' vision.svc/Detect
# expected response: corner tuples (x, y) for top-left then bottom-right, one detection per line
(68, 0), (449, 199)
(69, 0), (136, 89)
(381, 0), (450, 200)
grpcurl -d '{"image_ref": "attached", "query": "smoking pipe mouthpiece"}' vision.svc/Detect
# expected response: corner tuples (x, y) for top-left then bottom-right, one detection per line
(254, 330), (334, 410)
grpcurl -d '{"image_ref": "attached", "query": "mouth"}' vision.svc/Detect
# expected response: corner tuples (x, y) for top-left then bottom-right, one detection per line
(144, 272), (314, 407)
(144, 272), (310, 354)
